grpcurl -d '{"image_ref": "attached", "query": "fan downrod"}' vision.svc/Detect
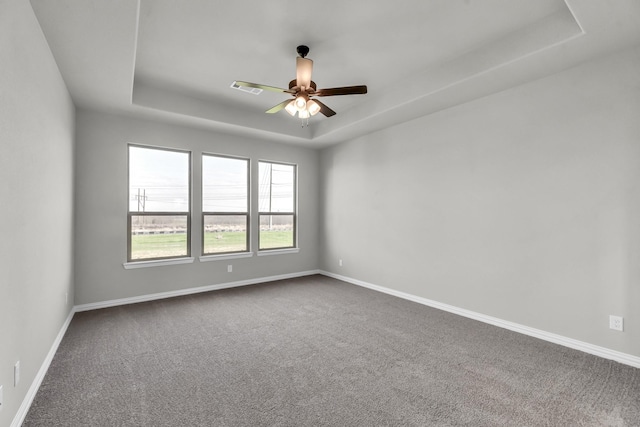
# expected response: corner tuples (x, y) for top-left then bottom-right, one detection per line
(296, 45), (310, 58)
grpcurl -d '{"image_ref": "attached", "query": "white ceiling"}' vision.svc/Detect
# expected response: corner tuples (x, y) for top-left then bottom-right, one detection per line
(30, 0), (640, 148)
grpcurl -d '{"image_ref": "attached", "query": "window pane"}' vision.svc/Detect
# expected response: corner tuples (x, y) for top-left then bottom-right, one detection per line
(204, 215), (247, 254)
(130, 215), (188, 260)
(129, 146), (189, 212)
(203, 155), (248, 212)
(259, 162), (295, 213)
(260, 215), (294, 249)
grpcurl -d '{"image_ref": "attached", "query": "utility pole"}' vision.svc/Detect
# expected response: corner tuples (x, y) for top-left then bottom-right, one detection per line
(135, 188), (147, 227)
(136, 188), (147, 212)
(268, 166), (273, 230)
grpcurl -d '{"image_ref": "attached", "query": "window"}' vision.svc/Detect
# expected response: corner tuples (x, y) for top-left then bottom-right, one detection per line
(202, 154), (249, 255)
(128, 145), (191, 261)
(258, 161), (296, 250)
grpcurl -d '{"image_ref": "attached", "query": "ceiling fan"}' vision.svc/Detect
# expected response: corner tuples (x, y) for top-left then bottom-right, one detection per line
(233, 45), (367, 123)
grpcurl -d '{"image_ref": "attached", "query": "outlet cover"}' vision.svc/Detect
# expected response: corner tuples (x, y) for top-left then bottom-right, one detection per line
(14, 361), (20, 386)
(227, 264), (232, 273)
(609, 315), (624, 332)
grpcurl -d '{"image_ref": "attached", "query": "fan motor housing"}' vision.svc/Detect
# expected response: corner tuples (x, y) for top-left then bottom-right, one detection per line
(289, 79), (317, 91)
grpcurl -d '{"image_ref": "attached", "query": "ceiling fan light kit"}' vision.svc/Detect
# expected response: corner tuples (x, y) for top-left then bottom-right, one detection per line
(233, 45), (367, 126)
(307, 100), (321, 116)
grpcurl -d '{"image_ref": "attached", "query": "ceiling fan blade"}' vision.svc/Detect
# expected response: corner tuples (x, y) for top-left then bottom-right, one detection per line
(314, 85), (368, 97)
(234, 81), (294, 93)
(312, 99), (336, 117)
(265, 99), (293, 114)
(296, 57), (313, 89)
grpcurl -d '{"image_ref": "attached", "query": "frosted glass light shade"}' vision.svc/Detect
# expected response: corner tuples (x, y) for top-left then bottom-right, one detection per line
(307, 100), (321, 116)
(284, 100), (297, 116)
(294, 96), (307, 111)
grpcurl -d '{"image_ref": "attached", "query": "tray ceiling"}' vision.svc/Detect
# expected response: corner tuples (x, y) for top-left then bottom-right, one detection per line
(30, 0), (640, 147)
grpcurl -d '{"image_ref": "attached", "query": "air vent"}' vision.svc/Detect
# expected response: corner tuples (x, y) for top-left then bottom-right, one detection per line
(230, 81), (262, 95)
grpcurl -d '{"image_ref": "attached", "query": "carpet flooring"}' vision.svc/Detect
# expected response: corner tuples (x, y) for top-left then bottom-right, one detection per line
(24, 275), (640, 426)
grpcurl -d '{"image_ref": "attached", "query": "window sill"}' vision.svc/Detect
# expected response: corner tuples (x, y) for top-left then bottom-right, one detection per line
(257, 248), (300, 257)
(123, 257), (195, 269)
(199, 252), (254, 262)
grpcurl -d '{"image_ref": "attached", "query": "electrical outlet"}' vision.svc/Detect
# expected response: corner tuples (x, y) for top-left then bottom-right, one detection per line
(227, 264), (232, 273)
(339, 259), (343, 267)
(14, 361), (20, 386)
(609, 315), (624, 332)
(0, 384), (3, 412)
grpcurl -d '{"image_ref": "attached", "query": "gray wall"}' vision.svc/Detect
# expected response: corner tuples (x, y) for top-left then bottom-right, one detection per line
(320, 46), (640, 357)
(2, 5), (638, 423)
(0, 0), (76, 425)
(74, 110), (320, 305)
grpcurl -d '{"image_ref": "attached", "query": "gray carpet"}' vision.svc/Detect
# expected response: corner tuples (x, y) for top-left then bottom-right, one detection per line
(24, 275), (640, 426)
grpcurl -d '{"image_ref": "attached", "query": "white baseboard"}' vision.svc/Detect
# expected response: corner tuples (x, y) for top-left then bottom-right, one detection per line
(320, 270), (640, 369)
(12, 309), (75, 427)
(74, 270), (321, 312)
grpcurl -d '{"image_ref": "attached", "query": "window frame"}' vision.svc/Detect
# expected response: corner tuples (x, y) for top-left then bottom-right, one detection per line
(201, 153), (251, 256)
(258, 160), (297, 252)
(127, 143), (192, 263)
